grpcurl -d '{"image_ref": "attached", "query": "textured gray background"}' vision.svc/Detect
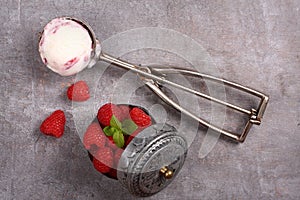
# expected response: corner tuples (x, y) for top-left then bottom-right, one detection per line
(1, 0), (300, 199)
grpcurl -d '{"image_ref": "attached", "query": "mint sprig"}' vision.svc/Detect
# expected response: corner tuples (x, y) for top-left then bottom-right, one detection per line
(121, 119), (138, 135)
(103, 115), (137, 148)
(103, 126), (119, 137)
(113, 131), (125, 148)
(110, 115), (122, 129)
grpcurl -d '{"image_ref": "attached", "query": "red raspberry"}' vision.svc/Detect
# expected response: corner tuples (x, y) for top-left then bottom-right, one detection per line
(107, 168), (118, 179)
(83, 122), (106, 150)
(118, 105), (131, 121)
(67, 80), (90, 102)
(106, 136), (118, 151)
(40, 110), (66, 138)
(97, 103), (122, 127)
(93, 147), (113, 174)
(130, 107), (152, 128)
(114, 148), (124, 167)
(125, 128), (142, 146)
(93, 158), (110, 174)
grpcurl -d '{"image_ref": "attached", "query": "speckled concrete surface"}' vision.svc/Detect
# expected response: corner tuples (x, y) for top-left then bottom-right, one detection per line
(1, 0), (299, 199)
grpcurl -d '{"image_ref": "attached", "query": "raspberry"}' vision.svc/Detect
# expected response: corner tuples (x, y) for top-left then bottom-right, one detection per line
(130, 107), (152, 128)
(106, 136), (118, 151)
(114, 148), (124, 167)
(83, 122), (106, 150)
(125, 128), (142, 146)
(93, 158), (110, 174)
(107, 168), (118, 179)
(93, 147), (113, 174)
(67, 80), (90, 102)
(97, 103), (122, 127)
(40, 110), (66, 138)
(118, 105), (131, 121)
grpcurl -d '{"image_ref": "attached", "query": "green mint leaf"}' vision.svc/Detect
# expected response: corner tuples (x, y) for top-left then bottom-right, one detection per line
(113, 131), (125, 148)
(103, 126), (119, 137)
(110, 115), (122, 129)
(121, 119), (138, 135)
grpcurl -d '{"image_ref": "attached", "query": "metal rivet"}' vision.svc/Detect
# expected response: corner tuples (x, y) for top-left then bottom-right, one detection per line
(160, 166), (173, 179)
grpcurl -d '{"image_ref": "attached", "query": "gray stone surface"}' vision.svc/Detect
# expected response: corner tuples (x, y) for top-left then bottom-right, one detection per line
(1, 0), (299, 199)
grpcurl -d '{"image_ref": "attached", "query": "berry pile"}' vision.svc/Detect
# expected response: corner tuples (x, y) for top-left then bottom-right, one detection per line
(84, 103), (152, 179)
(38, 79), (153, 180)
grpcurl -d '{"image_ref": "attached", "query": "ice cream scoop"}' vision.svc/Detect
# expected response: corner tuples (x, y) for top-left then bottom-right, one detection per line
(39, 17), (97, 76)
(38, 17), (268, 143)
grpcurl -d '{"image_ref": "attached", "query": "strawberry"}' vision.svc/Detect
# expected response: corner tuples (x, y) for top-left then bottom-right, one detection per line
(118, 105), (131, 121)
(40, 110), (66, 138)
(93, 147), (113, 174)
(67, 80), (90, 102)
(97, 103), (122, 127)
(83, 122), (106, 150)
(130, 107), (152, 128)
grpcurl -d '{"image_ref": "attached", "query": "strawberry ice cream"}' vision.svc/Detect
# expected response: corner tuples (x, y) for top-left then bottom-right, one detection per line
(39, 17), (93, 76)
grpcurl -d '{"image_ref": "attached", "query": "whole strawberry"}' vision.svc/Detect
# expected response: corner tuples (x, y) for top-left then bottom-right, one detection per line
(130, 107), (152, 128)
(67, 80), (90, 102)
(97, 103), (122, 127)
(40, 110), (66, 138)
(93, 147), (113, 174)
(83, 122), (106, 151)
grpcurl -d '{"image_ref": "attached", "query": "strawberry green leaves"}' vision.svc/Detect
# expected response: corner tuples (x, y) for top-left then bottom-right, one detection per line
(103, 115), (138, 148)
